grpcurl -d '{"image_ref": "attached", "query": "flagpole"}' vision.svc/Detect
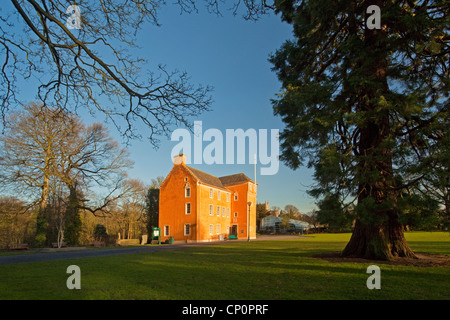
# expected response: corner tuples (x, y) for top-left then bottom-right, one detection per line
(254, 153), (256, 185)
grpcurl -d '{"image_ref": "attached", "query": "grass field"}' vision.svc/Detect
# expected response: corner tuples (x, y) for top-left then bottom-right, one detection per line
(0, 232), (449, 300)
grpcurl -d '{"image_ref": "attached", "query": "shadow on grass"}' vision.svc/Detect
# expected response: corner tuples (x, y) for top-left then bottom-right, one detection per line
(1, 238), (449, 300)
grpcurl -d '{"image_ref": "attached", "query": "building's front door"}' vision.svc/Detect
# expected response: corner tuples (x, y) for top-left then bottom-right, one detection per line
(231, 224), (238, 237)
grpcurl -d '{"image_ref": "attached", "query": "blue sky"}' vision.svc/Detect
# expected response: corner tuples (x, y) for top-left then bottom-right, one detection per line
(4, 3), (318, 213)
(119, 6), (317, 213)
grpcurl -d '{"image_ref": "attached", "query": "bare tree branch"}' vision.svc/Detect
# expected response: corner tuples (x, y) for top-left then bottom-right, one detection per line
(1, 0), (215, 142)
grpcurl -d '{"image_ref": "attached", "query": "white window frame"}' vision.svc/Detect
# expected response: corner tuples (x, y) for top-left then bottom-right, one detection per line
(226, 193), (230, 202)
(209, 188), (213, 198)
(209, 224), (213, 235)
(222, 207), (225, 217)
(216, 224), (221, 235)
(184, 224), (190, 236)
(164, 225), (170, 237)
(227, 208), (230, 218)
(234, 212), (238, 217)
(217, 206), (220, 217)
(185, 202), (191, 215)
(185, 183), (191, 198)
(234, 192), (238, 201)
(209, 204), (214, 216)
(218, 190), (221, 200)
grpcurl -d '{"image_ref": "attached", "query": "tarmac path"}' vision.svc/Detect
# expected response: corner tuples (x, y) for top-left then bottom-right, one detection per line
(0, 235), (307, 266)
(0, 243), (211, 266)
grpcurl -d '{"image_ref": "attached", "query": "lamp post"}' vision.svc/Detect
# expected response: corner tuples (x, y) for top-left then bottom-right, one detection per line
(247, 201), (252, 242)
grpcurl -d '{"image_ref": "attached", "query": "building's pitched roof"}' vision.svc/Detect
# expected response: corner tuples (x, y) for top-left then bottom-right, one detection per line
(219, 173), (254, 186)
(185, 167), (253, 191)
(185, 166), (229, 191)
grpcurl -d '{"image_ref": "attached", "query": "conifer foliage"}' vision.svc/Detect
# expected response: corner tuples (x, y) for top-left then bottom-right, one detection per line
(270, 0), (449, 260)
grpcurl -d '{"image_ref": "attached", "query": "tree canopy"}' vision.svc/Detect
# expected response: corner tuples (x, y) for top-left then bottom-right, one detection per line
(270, 0), (448, 260)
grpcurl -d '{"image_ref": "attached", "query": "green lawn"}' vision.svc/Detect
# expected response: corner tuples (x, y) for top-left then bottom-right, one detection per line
(0, 232), (449, 300)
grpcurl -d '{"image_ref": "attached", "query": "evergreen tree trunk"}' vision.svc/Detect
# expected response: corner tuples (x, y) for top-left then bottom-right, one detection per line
(270, 0), (447, 261)
(342, 2), (416, 260)
(342, 111), (417, 259)
(342, 108), (416, 259)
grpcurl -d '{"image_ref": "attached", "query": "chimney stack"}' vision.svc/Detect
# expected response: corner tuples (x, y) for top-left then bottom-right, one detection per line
(173, 153), (186, 166)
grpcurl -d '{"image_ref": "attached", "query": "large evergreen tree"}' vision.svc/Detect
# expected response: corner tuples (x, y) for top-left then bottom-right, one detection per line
(145, 188), (160, 238)
(64, 186), (82, 246)
(270, 0), (448, 260)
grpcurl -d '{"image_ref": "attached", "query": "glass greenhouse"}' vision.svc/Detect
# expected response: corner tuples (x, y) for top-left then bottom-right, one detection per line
(260, 215), (310, 233)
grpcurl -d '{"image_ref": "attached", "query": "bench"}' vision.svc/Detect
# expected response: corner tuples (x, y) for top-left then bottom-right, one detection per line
(51, 242), (67, 248)
(8, 243), (30, 251)
(228, 235), (238, 240)
(92, 240), (105, 248)
(117, 239), (140, 246)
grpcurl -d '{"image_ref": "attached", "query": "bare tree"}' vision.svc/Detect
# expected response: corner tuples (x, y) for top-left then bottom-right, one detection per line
(284, 204), (300, 219)
(0, 103), (80, 213)
(0, 103), (132, 205)
(1, 0), (215, 142)
(56, 121), (134, 216)
(0, 1), (280, 141)
(0, 103), (133, 244)
(0, 196), (33, 247)
(149, 176), (165, 190)
(175, 0), (274, 20)
(120, 179), (147, 239)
